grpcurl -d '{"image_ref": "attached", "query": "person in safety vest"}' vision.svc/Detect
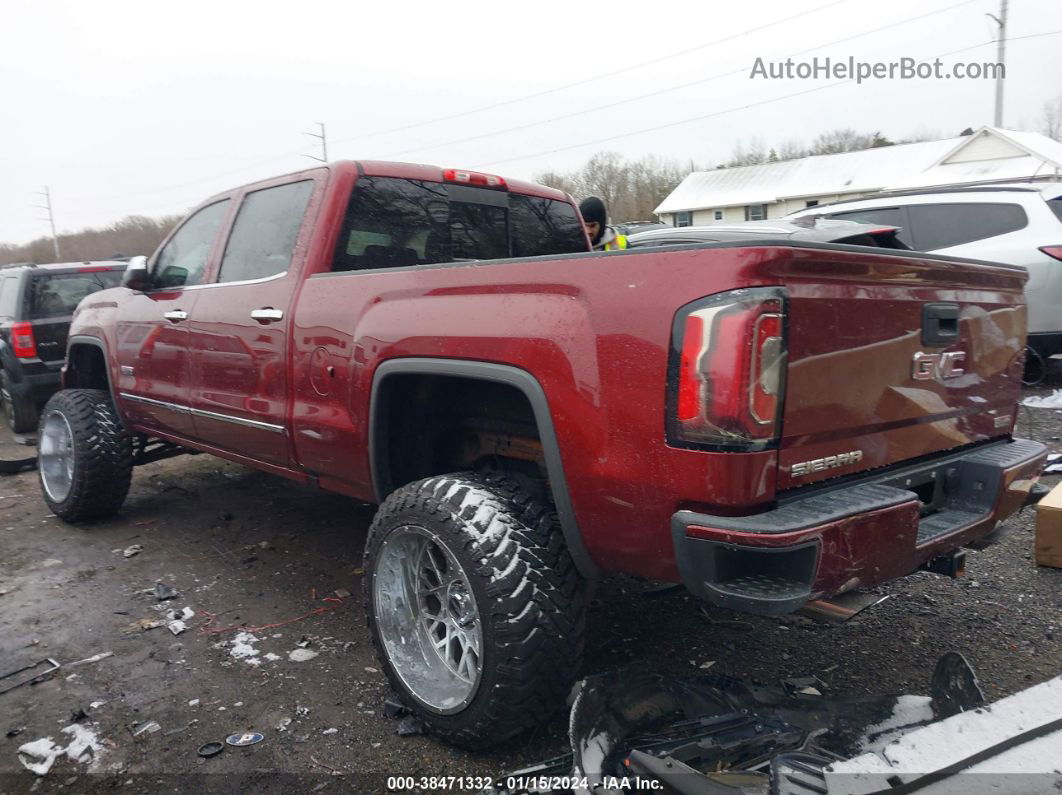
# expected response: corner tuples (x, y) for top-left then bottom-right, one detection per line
(579, 196), (628, 251)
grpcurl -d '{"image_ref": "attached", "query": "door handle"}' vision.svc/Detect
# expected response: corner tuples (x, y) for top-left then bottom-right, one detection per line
(250, 308), (284, 323)
(163, 310), (188, 322)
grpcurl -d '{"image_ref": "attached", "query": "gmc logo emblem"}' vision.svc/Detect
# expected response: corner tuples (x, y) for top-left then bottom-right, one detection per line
(912, 350), (966, 381)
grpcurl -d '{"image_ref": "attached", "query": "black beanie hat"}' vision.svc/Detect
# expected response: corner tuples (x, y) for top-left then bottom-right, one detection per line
(579, 196), (607, 228)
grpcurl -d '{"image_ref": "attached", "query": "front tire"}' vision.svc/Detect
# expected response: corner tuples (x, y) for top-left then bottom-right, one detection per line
(38, 389), (133, 522)
(364, 471), (586, 750)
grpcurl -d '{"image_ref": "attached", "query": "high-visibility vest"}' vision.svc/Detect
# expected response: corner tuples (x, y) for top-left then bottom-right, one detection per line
(603, 234), (628, 251)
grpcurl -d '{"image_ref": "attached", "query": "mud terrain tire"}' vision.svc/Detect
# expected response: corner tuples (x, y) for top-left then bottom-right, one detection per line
(38, 389), (133, 522)
(364, 471), (586, 749)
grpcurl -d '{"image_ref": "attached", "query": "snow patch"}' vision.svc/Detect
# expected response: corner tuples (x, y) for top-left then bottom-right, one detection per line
(859, 695), (935, 751)
(217, 631), (264, 665)
(17, 724), (105, 776)
(1023, 389), (1062, 409)
(576, 729), (611, 777)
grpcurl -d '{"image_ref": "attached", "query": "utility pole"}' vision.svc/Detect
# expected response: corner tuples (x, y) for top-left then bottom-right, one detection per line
(34, 186), (61, 262)
(303, 122), (328, 163)
(987, 0), (1008, 127)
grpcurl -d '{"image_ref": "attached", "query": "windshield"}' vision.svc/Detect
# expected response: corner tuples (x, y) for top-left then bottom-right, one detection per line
(27, 270), (124, 319)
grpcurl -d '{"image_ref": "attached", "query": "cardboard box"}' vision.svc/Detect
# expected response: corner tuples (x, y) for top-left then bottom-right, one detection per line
(1035, 481), (1062, 568)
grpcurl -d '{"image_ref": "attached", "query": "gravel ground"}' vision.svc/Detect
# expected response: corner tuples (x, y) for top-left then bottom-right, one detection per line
(1, 388), (1060, 793)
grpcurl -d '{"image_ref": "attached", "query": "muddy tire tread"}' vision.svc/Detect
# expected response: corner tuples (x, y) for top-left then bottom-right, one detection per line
(39, 389), (133, 522)
(364, 470), (585, 750)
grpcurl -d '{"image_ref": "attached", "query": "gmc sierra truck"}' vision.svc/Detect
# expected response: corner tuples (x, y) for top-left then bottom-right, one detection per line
(38, 160), (1045, 749)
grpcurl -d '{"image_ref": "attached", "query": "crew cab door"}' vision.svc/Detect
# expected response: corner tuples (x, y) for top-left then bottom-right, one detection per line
(186, 177), (317, 467)
(115, 199), (231, 439)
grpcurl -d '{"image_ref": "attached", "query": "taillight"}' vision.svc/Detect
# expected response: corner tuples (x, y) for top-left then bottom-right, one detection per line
(11, 322), (38, 359)
(442, 169), (506, 189)
(668, 287), (787, 450)
(1040, 246), (1062, 262)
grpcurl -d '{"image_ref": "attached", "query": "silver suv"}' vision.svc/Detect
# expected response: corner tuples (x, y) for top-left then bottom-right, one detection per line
(788, 184), (1062, 358)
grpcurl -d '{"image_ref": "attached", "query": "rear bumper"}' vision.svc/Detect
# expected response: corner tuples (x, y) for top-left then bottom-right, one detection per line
(1027, 332), (1062, 359)
(671, 438), (1046, 616)
(6, 361), (62, 405)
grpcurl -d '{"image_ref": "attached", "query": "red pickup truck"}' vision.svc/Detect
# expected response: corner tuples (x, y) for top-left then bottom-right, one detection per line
(39, 161), (1044, 748)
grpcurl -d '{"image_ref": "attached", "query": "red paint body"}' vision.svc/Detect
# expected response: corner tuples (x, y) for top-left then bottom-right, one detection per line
(69, 161), (1043, 602)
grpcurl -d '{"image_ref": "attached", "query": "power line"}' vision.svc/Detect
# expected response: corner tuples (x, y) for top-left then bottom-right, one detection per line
(66, 0), (853, 210)
(303, 122), (328, 163)
(469, 30), (1062, 169)
(327, 0), (855, 148)
(32, 186), (61, 261)
(67, 24), (1062, 218)
(987, 0), (1009, 125)
(370, 0), (980, 160)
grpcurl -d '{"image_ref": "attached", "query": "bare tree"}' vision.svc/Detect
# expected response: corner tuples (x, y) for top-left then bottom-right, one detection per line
(0, 213), (182, 266)
(777, 139), (808, 161)
(808, 129), (880, 155)
(535, 151), (696, 222)
(533, 170), (581, 198)
(721, 137), (769, 168)
(579, 152), (630, 215)
(1041, 95), (1062, 141)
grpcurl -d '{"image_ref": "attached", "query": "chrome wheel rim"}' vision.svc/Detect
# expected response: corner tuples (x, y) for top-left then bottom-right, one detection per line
(39, 411), (75, 502)
(373, 525), (482, 714)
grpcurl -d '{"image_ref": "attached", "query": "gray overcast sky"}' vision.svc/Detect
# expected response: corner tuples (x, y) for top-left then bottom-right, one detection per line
(2, 0), (1060, 246)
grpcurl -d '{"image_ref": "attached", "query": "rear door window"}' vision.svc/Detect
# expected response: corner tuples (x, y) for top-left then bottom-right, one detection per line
(905, 203), (1028, 250)
(218, 180), (315, 283)
(827, 207), (912, 246)
(27, 270), (124, 319)
(332, 177), (586, 271)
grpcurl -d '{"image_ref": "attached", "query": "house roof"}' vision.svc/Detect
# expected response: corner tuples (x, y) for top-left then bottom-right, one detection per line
(655, 127), (1062, 215)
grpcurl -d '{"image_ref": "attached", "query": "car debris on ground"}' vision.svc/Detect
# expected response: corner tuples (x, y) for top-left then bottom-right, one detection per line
(16, 723), (105, 776)
(128, 720), (161, 739)
(396, 716), (426, 737)
(0, 658), (61, 695)
(67, 652), (113, 668)
(153, 582), (179, 601)
(225, 732), (265, 747)
(481, 653), (1062, 794)
(122, 618), (164, 635)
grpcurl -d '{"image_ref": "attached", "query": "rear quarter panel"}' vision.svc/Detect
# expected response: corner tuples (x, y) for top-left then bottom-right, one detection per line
(292, 243), (1026, 579)
(292, 246), (786, 577)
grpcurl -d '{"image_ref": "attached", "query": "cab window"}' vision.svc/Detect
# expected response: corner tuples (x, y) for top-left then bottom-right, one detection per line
(331, 177), (587, 271)
(218, 181), (315, 283)
(154, 200), (230, 289)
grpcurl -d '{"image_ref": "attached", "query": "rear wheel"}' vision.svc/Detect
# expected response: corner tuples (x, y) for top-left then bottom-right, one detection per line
(0, 369), (38, 434)
(38, 389), (133, 522)
(365, 471), (586, 749)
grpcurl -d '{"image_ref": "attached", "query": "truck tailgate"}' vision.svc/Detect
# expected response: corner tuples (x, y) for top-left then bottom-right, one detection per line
(776, 246), (1027, 491)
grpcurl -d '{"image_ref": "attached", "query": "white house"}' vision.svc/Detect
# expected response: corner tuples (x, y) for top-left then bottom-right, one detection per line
(654, 127), (1062, 227)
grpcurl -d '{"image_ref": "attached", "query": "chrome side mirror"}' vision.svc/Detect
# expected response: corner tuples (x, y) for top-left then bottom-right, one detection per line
(122, 255), (152, 291)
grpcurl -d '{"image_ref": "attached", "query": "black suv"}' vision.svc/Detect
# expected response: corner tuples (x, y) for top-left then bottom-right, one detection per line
(0, 262), (126, 433)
